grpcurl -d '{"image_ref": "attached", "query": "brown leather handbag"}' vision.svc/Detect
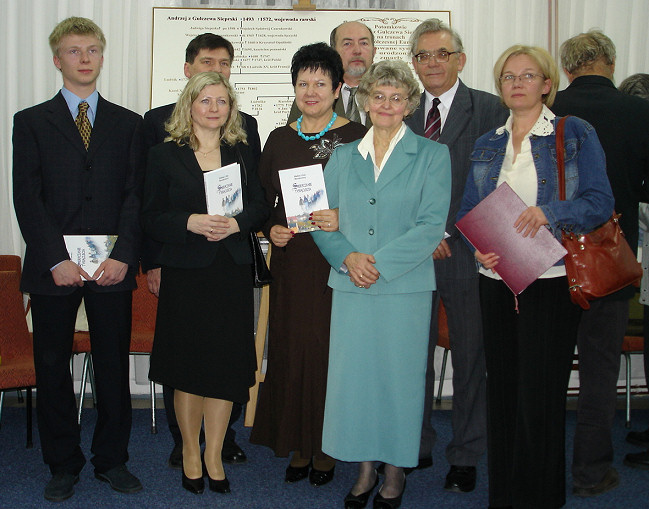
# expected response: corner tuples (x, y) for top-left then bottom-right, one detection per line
(556, 116), (642, 310)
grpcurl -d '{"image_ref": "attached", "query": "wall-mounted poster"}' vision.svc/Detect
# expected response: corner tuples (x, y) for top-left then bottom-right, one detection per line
(151, 8), (450, 145)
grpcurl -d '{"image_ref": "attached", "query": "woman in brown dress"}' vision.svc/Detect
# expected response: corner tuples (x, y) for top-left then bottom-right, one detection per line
(250, 43), (366, 486)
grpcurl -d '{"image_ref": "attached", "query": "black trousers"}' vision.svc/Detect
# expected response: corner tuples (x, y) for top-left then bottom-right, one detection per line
(572, 298), (628, 486)
(480, 276), (580, 509)
(31, 288), (132, 475)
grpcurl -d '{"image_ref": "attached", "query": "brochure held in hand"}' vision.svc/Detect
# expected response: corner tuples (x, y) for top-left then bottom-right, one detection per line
(278, 164), (329, 233)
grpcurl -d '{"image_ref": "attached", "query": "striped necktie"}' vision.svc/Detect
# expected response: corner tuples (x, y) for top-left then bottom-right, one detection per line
(346, 87), (361, 123)
(75, 101), (92, 150)
(424, 98), (441, 141)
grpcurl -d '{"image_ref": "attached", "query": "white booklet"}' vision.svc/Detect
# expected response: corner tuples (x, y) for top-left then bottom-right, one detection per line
(203, 162), (243, 217)
(278, 164), (329, 233)
(64, 235), (118, 279)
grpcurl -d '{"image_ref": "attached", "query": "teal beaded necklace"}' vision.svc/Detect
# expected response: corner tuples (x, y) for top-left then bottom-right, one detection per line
(297, 112), (337, 141)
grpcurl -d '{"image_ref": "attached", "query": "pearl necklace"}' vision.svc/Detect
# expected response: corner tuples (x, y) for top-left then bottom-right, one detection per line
(297, 112), (337, 141)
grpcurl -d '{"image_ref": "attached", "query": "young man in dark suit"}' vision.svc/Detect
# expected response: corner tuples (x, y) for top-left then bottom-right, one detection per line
(142, 33), (260, 470)
(552, 30), (649, 497)
(12, 17), (143, 502)
(405, 19), (508, 493)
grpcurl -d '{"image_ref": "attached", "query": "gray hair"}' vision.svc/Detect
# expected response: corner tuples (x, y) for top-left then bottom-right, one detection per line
(619, 73), (649, 101)
(408, 18), (464, 56)
(560, 29), (616, 75)
(356, 60), (421, 118)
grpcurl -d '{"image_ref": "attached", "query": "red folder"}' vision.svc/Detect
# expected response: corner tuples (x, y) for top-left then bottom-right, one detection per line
(456, 182), (567, 295)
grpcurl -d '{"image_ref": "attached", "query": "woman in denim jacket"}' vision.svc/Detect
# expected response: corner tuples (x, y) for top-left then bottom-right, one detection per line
(457, 46), (613, 509)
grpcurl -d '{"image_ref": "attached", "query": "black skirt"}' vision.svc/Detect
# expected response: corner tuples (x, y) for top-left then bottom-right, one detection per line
(149, 248), (256, 403)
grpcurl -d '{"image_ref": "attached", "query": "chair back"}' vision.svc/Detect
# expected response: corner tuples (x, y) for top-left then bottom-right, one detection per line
(0, 269), (34, 369)
(132, 272), (158, 333)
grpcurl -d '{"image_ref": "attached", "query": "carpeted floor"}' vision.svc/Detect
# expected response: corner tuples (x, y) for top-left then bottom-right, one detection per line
(1, 401), (649, 508)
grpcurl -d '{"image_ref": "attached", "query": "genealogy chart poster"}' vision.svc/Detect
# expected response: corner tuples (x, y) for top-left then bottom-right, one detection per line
(151, 8), (450, 144)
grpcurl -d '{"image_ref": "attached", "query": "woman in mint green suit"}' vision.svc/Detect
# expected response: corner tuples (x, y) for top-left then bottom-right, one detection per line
(312, 60), (451, 509)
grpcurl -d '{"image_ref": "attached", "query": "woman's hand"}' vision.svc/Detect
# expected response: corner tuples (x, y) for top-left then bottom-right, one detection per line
(344, 252), (380, 289)
(310, 208), (339, 232)
(475, 249), (500, 271)
(514, 206), (549, 238)
(269, 224), (293, 248)
(187, 214), (240, 242)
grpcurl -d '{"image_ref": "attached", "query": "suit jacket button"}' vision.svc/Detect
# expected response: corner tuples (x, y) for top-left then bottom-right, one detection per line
(85, 196), (92, 201)
(368, 228), (374, 235)
(369, 198), (376, 205)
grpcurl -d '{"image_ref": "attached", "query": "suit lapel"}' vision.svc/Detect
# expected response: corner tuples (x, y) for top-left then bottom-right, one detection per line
(350, 146), (376, 193)
(409, 95), (427, 136)
(88, 94), (118, 157)
(375, 129), (417, 192)
(438, 80), (472, 146)
(46, 92), (87, 156)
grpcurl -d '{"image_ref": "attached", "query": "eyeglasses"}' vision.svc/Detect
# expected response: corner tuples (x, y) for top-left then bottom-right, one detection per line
(370, 93), (408, 106)
(413, 50), (459, 64)
(499, 73), (546, 84)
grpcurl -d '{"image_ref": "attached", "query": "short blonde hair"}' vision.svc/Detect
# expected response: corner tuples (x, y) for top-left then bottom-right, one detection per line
(357, 60), (421, 118)
(165, 72), (247, 150)
(49, 17), (106, 56)
(493, 45), (559, 107)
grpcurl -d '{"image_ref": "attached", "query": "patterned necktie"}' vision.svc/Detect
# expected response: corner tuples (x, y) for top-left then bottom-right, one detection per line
(75, 101), (92, 150)
(424, 98), (441, 141)
(346, 87), (361, 124)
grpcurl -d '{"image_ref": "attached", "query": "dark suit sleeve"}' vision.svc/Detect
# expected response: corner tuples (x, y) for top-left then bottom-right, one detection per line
(142, 145), (197, 246)
(12, 111), (69, 273)
(140, 107), (170, 272)
(241, 112), (261, 162)
(105, 115), (145, 269)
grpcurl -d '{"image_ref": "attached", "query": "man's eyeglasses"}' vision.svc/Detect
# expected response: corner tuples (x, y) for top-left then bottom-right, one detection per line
(413, 50), (459, 64)
(499, 73), (546, 84)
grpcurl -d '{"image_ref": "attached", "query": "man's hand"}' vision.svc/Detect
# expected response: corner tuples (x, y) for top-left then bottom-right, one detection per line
(146, 267), (161, 297)
(92, 258), (128, 286)
(433, 239), (452, 260)
(52, 260), (88, 287)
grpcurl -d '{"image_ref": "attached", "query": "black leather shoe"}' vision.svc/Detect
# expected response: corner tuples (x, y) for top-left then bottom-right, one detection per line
(573, 467), (619, 497)
(44, 472), (79, 502)
(627, 427), (649, 448)
(182, 468), (204, 494)
(344, 472), (378, 509)
(208, 476), (231, 493)
(624, 449), (649, 470)
(309, 465), (335, 487)
(95, 465), (143, 494)
(373, 478), (406, 509)
(222, 441), (247, 464)
(403, 456), (433, 476)
(285, 462), (310, 483)
(168, 443), (183, 470)
(444, 465), (476, 493)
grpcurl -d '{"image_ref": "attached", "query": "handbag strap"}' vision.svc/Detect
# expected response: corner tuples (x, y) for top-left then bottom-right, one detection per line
(555, 116), (569, 201)
(234, 145), (248, 186)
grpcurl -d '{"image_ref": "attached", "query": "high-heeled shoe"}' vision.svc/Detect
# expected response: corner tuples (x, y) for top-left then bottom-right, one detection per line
(373, 478), (406, 509)
(310, 465), (335, 487)
(181, 469), (204, 495)
(208, 476), (231, 494)
(344, 470), (379, 509)
(285, 461), (311, 483)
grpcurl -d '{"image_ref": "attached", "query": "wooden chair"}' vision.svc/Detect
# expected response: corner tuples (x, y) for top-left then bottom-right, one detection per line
(76, 271), (159, 433)
(0, 255), (36, 448)
(434, 299), (451, 404)
(245, 240), (271, 427)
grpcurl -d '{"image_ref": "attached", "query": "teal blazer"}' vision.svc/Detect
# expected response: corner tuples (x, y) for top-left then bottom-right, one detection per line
(312, 126), (451, 295)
